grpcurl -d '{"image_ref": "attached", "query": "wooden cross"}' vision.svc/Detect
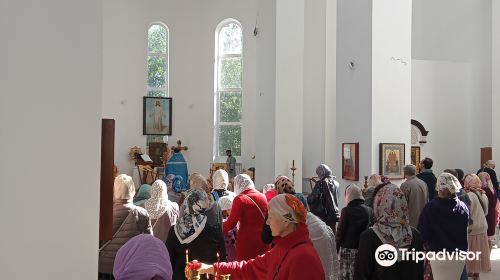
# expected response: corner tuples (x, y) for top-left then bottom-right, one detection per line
(176, 140), (188, 152)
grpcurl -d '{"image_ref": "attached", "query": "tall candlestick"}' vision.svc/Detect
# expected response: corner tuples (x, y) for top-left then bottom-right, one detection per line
(186, 249), (189, 265)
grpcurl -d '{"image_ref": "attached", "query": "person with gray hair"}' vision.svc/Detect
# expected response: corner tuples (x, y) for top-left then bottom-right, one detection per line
(400, 164), (428, 228)
(478, 160), (500, 200)
(98, 174), (152, 280)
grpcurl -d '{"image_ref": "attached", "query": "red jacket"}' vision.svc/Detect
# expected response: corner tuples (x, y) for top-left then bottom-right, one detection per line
(215, 223), (325, 280)
(223, 188), (269, 261)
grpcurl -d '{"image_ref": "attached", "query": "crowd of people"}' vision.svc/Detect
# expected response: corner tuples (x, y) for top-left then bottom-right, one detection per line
(98, 158), (500, 280)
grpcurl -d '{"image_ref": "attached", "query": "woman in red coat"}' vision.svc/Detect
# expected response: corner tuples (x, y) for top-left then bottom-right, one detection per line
(223, 174), (269, 261)
(200, 194), (325, 280)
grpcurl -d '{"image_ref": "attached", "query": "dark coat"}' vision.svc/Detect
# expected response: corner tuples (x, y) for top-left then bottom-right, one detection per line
(166, 211), (227, 280)
(417, 171), (437, 201)
(308, 177), (340, 229)
(354, 228), (424, 280)
(336, 199), (373, 251)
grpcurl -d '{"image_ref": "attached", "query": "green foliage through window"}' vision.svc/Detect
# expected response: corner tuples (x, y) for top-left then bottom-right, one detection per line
(218, 125), (241, 156)
(219, 92), (242, 122)
(148, 25), (167, 53)
(148, 56), (167, 88)
(220, 58), (241, 89)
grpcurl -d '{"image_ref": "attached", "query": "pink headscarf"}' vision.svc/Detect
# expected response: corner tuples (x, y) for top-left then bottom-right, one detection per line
(114, 234), (172, 280)
(478, 172), (495, 194)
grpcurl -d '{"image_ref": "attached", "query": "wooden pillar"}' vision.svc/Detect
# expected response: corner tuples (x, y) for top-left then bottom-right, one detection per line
(99, 119), (115, 241)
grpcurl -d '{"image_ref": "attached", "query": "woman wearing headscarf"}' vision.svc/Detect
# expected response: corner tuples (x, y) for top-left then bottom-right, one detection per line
(336, 184), (372, 280)
(212, 169), (234, 201)
(189, 173), (224, 232)
(275, 176), (295, 194)
(355, 184), (424, 280)
(166, 188), (226, 280)
(99, 174), (152, 280)
(308, 164), (340, 230)
(418, 172), (469, 280)
(144, 180), (179, 243)
(199, 194), (325, 280)
(133, 184), (152, 207)
(263, 184), (278, 203)
(113, 234), (172, 280)
(464, 174), (491, 279)
(478, 171), (499, 249)
(223, 174), (269, 261)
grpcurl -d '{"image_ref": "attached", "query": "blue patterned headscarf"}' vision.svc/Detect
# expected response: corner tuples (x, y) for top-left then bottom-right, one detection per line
(174, 189), (210, 244)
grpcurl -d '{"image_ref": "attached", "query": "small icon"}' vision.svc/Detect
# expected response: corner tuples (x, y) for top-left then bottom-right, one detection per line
(375, 244), (398, 267)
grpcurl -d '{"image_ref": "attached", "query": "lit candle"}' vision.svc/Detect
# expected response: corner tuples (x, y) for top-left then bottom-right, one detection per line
(216, 252), (220, 280)
(185, 249), (189, 265)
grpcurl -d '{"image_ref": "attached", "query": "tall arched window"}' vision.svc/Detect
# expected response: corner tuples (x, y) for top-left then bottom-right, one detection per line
(214, 19), (243, 158)
(147, 23), (169, 144)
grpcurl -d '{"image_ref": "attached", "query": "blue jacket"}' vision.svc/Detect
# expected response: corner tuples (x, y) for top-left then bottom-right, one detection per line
(417, 196), (469, 252)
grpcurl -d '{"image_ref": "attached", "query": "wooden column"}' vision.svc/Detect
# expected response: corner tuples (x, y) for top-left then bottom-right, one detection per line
(99, 119), (115, 241)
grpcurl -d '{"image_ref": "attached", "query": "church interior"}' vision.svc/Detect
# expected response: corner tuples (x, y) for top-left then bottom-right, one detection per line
(2, 0), (500, 279)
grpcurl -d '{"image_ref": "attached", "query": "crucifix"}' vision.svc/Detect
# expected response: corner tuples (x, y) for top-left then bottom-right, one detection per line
(290, 160), (297, 183)
(175, 140), (188, 152)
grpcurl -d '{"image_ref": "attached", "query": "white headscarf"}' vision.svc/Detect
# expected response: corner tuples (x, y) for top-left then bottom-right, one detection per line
(145, 180), (170, 220)
(345, 184), (364, 205)
(262, 184), (275, 194)
(234, 174), (255, 195)
(436, 172), (462, 194)
(218, 195), (234, 211)
(212, 169), (229, 190)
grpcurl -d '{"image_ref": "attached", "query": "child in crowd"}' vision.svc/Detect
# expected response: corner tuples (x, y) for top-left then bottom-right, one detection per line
(218, 195), (237, 262)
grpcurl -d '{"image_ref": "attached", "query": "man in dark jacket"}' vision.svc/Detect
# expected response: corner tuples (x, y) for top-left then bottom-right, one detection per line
(477, 160), (500, 200)
(417, 157), (437, 201)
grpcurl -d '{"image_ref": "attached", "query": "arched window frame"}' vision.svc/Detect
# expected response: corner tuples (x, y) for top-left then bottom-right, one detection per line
(213, 19), (243, 160)
(146, 22), (169, 144)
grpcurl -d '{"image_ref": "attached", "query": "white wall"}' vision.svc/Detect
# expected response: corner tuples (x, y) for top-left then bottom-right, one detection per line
(336, 0), (373, 193)
(303, 0), (327, 185)
(412, 0), (492, 174)
(102, 0), (257, 176)
(255, 0), (277, 188)
(371, 0), (412, 184)
(0, 1), (102, 278)
(493, 1), (500, 164)
(411, 60), (482, 173)
(275, 0), (305, 191)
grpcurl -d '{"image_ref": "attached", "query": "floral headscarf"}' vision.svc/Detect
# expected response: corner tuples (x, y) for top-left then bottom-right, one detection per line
(174, 189), (210, 244)
(478, 172), (495, 194)
(436, 172), (462, 194)
(113, 234), (172, 280)
(145, 180), (170, 220)
(372, 184), (412, 249)
(316, 164), (333, 180)
(464, 174), (484, 194)
(212, 169), (229, 190)
(274, 176), (295, 194)
(268, 194), (307, 224)
(234, 174), (256, 195)
(345, 184), (364, 205)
